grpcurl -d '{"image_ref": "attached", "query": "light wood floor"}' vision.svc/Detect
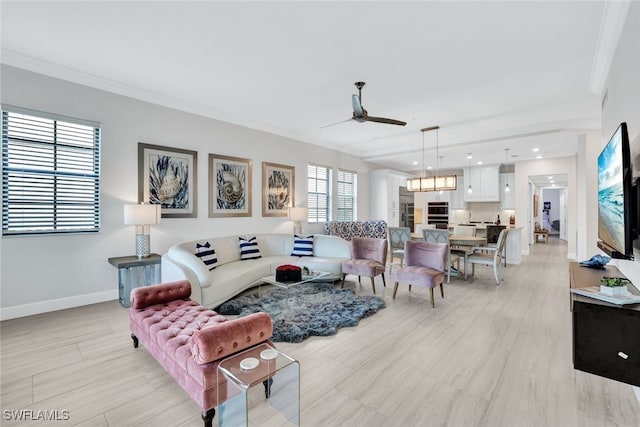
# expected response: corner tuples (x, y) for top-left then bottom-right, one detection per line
(2, 236), (639, 426)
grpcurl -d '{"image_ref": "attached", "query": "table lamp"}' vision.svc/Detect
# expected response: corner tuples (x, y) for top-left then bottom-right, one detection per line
(124, 203), (161, 258)
(288, 207), (308, 235)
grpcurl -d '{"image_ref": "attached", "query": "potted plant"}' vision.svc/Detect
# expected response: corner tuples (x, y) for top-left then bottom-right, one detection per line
(600, 277), (630, 296)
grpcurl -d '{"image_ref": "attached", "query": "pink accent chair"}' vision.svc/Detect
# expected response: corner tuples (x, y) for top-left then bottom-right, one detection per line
(341, 237), (388, 294)
(129, 280), (274, 427)
(392, 240), (448, 308)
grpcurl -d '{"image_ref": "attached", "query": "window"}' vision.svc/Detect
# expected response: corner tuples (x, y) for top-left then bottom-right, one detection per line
(307, 164), (331, 223)
(337, 169), (357, 221)
(2, 107), (101, 235)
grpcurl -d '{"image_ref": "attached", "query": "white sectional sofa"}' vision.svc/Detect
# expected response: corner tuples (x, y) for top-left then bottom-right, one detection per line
(161, 233), (351, 309)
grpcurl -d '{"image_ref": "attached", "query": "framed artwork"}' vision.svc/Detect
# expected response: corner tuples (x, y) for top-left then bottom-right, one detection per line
(262, 162), (295, 217)
(138, 143), (197, 218)
(209, 154), (252, 217)
(533, 194), (539, 216)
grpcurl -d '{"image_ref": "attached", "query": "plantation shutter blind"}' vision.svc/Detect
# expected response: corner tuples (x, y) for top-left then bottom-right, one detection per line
(2, 106), (101, 235)
(307, 164), (331, 223)
(337, 169), (357, 221)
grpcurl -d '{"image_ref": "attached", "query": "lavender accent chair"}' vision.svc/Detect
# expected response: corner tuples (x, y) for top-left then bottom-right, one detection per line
(129, 280), (274, 427)
(392, 241), (448, 308)
(341, 237), (388, 294)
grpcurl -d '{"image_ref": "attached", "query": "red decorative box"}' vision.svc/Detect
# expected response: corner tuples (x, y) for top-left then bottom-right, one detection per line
(275, 264), (302, 282)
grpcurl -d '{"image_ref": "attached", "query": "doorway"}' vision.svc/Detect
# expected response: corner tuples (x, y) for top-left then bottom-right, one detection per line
(528, 174), (569, 244)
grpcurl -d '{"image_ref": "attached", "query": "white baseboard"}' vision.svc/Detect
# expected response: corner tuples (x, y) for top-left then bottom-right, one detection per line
(0, 290), (118, 321)
(567, 252), (577, 260)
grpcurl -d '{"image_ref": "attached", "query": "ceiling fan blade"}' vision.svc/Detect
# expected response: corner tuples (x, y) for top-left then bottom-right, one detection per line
(319, 117), (353, 129)
(352, 94), (364, 116)
(365, 116), (407, 126)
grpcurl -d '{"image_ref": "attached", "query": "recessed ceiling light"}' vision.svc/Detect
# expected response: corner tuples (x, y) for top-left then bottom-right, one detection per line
(467, 154), (473, 159)
(427, 166), (432, 170)
(477, 161), (483, 165)
(533, 148), (540, 152)
(548, 176), (553, 180)
(536, 155), (543, 159)
(412, 161), (418, 165)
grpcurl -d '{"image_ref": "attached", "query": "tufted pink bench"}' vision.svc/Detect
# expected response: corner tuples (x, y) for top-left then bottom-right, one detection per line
(129, 280), (273, 427)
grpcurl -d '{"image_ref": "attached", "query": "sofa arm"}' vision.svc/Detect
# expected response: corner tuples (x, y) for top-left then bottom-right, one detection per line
(130, 280), (192, 309)
(191, 312), (273, 364)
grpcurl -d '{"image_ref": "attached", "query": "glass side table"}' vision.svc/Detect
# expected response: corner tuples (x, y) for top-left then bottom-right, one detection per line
(107, 254), (161, 307)
(217, 343), (300, 427)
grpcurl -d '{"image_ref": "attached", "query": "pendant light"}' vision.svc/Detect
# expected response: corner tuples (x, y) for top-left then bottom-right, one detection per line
(406, 126), (457, 192)
(467, 153), (473, 194)
(504, 148), (511, 193)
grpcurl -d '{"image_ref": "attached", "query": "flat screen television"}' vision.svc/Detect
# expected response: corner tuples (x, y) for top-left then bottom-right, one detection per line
(597, 122), (634, 259)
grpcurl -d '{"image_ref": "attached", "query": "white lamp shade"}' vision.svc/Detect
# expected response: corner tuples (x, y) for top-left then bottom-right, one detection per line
(124, 203), (161, 225)
(288, 207), (308, 221)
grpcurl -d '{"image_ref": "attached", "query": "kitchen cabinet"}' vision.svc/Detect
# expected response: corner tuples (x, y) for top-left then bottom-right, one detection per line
(451, 175), (467, 210)
(500, 173), (515, 209)
(464, 166), (500, 202)
(369, 169), (411, 227)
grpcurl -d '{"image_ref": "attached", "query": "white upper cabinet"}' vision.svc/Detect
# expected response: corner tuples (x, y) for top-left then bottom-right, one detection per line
(464, 166), (500, 202)
(450, 175), (467, 209)
(500, 173), (515, 209)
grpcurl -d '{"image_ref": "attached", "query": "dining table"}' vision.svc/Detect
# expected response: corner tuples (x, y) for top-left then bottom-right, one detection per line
(448, 235), (488, 280)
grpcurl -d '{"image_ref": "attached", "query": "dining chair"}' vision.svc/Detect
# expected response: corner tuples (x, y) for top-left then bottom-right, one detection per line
(414, 223), (436, 237)
(341, 237), (388, 294)
(453, 225), (476, 236)
(465, 229), (509, 284)
(421, 229), (460, 283)
(392, 241), (448, 308)
(388, 227), (411, 273)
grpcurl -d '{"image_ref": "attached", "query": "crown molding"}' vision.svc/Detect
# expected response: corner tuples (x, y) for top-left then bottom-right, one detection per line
(589, 0), (632, 95)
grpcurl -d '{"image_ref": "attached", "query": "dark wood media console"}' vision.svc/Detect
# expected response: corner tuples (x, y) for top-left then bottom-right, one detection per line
(569, 262), (640, 387)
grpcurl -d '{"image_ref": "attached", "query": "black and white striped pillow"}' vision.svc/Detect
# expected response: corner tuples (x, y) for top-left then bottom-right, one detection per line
(291, 235), (314, 257)
(195, 241), (218, 270)
(239, 236), (261, 260)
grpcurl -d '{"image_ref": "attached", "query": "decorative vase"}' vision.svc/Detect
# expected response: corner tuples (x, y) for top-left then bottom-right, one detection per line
(600, 285), (628, 296)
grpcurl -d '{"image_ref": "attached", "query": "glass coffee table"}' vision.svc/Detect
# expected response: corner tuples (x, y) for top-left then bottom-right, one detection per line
(217, 343), (299, 426)
(260, 271), (331, 290)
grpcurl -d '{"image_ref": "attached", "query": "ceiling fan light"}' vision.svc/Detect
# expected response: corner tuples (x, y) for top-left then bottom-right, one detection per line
(468, 185), (473, 194)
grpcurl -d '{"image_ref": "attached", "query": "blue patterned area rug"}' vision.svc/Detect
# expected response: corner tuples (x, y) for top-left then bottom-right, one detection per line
(217, 282), (385, 343)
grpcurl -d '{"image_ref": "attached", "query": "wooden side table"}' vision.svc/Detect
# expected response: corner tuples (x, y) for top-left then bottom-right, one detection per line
(534, 230), (549, 243)
(108, 254), (161, 307)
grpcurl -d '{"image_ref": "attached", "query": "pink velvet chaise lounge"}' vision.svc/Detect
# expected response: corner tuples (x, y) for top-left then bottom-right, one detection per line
(129, 280), (274, 426)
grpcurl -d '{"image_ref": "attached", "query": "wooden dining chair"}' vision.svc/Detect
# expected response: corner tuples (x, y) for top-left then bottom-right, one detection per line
(388, 227), (411, 273)
(465, 229), (509, 284)
(421, 229), (460, 283)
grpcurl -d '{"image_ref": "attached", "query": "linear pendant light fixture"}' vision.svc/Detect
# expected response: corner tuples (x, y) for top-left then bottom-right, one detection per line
(407, 126), (457, 192)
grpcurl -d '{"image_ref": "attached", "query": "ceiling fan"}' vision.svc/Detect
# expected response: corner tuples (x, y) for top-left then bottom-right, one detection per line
(322, 81), (407, 128)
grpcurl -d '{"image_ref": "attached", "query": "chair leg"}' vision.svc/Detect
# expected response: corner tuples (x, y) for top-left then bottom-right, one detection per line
(370, 277), (376, 294)
(393, 282), (399, 299)
(358, 276), (361, 284)
(440, 282), (444, 298)
(341, 273), (346, 288)
(408, 284), (412, 292)
(201, 408), (215, 427)
(429, 288), (435, 308)
(381, 273), (386, 287)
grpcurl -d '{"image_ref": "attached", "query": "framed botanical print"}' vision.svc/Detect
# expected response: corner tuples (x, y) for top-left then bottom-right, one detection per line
(138, 143), (197, 218)
(209, 154), (252, 217)
(262, 162), (295, 217)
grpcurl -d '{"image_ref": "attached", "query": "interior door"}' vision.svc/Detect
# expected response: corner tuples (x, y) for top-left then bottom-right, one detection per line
(560, 188), (567, 240)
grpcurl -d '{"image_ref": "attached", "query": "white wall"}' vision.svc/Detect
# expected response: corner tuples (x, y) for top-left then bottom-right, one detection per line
(600, 2), (640, 283)
(515, 155), (578, 258)
(0, 65), (378, 319)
